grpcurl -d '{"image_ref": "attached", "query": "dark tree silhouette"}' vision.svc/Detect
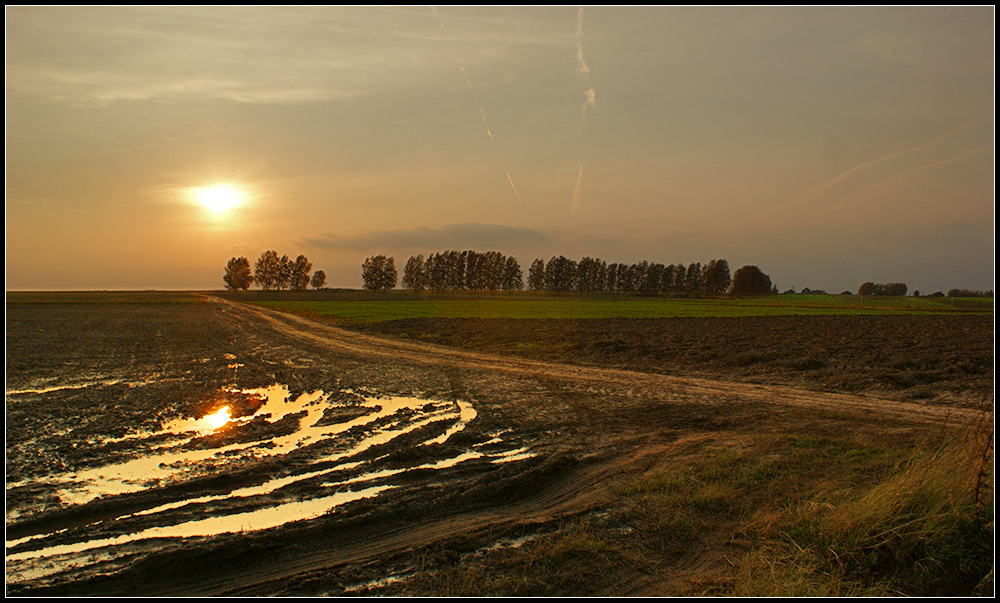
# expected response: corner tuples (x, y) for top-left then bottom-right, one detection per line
(275, 254), (293, 290)
(290, 255), (312, 290)
(502, 256), (524, 291)
(684, 262), (703, 295)
(310, 270), (326, 289)
(402, 255), (426, 291)
(731, 265), (773, 296)
(702, 259), (731, 295)
(544, 256), (578, 292)
(528, 259), (545, 292)
(223, 256), (254, 291)
(254, 250), (281, 291)
(362, 255), (397, 292)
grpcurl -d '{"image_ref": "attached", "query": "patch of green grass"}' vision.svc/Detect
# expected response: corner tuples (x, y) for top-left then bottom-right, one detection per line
(230, 291), (990, 324)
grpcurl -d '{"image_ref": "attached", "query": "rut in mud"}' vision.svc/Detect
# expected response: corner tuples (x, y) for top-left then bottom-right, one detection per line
(5, 296), (991, 596)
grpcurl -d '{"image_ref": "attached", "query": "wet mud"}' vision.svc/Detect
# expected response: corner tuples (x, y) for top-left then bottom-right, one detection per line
(4, 300), (567, 595)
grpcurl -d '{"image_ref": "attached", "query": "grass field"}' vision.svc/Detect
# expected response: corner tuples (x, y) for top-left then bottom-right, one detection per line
(210, 290), (993, 324)
(7, 289), (991, 322)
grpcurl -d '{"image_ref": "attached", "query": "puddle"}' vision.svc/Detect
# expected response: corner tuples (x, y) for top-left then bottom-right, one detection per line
(5, 383), (535, 585)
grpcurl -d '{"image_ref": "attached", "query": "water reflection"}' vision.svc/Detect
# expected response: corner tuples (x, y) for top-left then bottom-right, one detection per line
(164, 405), (232, 435)
(5, 384), (535, 585)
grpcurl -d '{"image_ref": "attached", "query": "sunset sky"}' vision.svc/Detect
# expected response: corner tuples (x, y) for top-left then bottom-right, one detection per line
(6, 6), (994, 293)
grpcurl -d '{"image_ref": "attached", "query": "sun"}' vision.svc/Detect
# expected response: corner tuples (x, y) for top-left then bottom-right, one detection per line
(194, 185), (244, 213)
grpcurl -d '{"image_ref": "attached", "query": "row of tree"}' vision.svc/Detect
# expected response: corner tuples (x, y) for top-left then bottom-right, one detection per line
(525, 257), (740, 295)
(363, 252), (774, 296)
(402, 250), (523, 292)
(223, 251), (326, 291)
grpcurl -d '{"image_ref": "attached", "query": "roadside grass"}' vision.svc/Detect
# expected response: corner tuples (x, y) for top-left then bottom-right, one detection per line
(726, 411), (995, 597)
(397, 410), (993, 597)
(216, 290), (992, 323)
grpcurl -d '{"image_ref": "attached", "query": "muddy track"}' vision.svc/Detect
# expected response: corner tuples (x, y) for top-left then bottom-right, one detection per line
(224, 298), (981, 427)
(207, 454), (620, 597)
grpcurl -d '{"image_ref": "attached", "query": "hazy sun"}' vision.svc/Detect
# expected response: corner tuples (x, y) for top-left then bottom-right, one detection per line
(194, 185), (244, 213)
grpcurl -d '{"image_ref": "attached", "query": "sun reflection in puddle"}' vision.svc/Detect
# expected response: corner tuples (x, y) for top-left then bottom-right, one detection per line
(164, 405), (232, 435)
(6, 383), (536, 582)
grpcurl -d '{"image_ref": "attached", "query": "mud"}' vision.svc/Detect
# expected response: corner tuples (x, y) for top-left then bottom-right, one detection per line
(5, 296), (992, 596)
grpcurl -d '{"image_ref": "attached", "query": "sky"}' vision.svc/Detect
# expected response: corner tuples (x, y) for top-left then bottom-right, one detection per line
(5, 6), (995, 293)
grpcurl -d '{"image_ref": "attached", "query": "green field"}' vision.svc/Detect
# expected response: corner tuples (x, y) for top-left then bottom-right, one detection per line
(212, 290), (993, 324)
(6, 290), (992, 321)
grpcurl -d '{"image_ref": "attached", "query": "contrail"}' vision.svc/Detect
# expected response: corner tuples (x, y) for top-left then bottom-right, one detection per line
(803, 121), (979, 204)
(575, 7), (590, 80)
(571, 165), (583, 225)
(573, 9), (593, 220)
(431, 6), (522, 202)
(576, 7), (595, 124)
(582, 87), (596, 124)
(506, 171), (524, 204)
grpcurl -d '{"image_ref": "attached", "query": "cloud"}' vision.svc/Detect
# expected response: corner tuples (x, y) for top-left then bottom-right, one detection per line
(798, 120), (983, 206)
(7, 6), (572, 107)
(581, 87), (596, 123)
(302, 222), (547, 251)
(575, 7), (590, 80)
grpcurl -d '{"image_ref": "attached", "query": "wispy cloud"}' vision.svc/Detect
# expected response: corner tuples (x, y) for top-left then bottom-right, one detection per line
(7, 6), (570, 106)
(797, 121), (984, 206)
(575, 7), (590, 80)
(575, 7), (596, 124)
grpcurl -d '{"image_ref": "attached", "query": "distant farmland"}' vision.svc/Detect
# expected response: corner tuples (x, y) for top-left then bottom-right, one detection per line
(212, 290), (993, 324)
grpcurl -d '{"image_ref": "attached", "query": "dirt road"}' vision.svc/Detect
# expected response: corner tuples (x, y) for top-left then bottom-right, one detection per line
(234, 298), (982, 427)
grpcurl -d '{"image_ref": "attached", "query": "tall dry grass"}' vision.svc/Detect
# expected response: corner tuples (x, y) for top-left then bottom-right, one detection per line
(734, 406), (994, 596)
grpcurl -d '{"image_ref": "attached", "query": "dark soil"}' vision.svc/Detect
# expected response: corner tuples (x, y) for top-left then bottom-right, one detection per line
(347, 315), (994, 406)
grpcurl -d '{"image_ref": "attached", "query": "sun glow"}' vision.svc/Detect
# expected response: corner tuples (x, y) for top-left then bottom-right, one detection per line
(199, 407), (232, 432)
(193, 185), (244, 213)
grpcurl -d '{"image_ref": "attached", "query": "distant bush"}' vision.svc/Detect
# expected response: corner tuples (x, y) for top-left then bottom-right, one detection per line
(858, 282), (907, 296)
(947, 289), (993, 298)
